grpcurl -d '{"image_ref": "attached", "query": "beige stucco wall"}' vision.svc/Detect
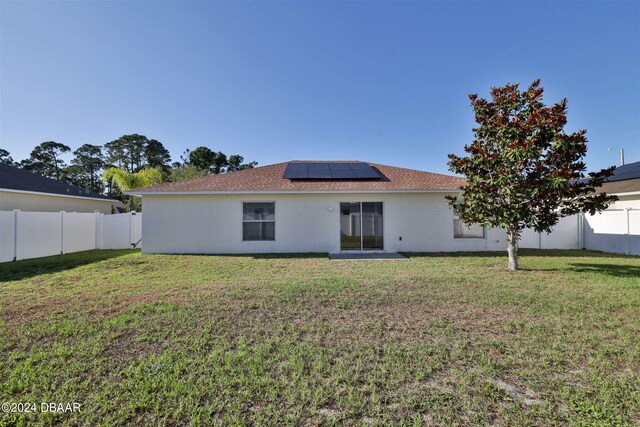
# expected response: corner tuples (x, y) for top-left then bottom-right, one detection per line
(610, 194), (640, 209)
(0, 191), (118, 214)
(141, 192), (508, 254)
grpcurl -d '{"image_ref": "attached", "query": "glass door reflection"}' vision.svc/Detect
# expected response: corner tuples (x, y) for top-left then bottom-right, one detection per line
(340, 202), (383, 251)
(361, 202), (383, 250)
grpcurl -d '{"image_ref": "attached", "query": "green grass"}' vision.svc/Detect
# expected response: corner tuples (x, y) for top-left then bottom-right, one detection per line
(0, 249), (638, 426)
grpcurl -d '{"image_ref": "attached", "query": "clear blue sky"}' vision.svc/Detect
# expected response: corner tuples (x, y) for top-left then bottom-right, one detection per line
(1, 0), (638, 175)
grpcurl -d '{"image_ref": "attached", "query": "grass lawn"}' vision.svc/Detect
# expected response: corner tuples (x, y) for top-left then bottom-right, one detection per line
(0, 249), (638, 426)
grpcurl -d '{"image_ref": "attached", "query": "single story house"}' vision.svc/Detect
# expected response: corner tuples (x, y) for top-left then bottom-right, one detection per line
(598, 160), (640, 209)
(0, 163), (121, 214)
(130, 161), (506, 254)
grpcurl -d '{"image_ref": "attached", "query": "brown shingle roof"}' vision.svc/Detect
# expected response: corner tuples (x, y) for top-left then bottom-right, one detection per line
(131, 161), (464, 194)
(597, 178), (640, 194)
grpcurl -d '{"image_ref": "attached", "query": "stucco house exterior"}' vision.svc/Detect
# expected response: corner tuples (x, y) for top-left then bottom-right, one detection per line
(0, 163), (121, 214)
(598, 160), (640, 209)
(131, 161), (506, 254)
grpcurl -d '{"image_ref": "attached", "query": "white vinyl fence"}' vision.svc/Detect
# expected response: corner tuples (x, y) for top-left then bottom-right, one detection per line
(520, 215), (582, 250)
(519, 209), (639, 256)
(1, 208), (637, 263)
(583, 209), (639, 256)
(0, 211), (142, 263)
(97, 212), (142, 250)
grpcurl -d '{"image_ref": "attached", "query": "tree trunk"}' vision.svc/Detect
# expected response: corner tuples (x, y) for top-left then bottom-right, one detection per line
(507, 229), (519, 271)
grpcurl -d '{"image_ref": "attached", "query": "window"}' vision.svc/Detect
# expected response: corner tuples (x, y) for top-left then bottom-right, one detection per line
(243, 202), (275, 241)
(453, 209), (484, 238)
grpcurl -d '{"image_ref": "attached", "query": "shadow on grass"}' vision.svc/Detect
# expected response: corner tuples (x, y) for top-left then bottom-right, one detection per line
(568, 263), (640, 279)
(0, 249), (136, 282)
(403, 249), (638, 259)
(154, 252), (329, 260)
(151, 249), (636, 261)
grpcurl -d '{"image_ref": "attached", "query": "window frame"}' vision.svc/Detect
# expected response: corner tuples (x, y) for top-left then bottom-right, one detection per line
(339, 201), (384, 251)
(242, 201), (276, 241)
(452, 208), (485, 239)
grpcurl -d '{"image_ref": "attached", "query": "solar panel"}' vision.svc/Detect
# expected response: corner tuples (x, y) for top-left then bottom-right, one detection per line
(576, 161), (640, 184)
(283, 162), (383, 180)
(330, 169), (357, 179)
(353, 168), (382, 178)
(308, 169), (332, 179)
(328, 163), (352, 170)
(308, 163), (330, 169)
(608, 161), (640, 182)
(284, 168), (308, 179)
(286, 163), (307, 169)
(349, 163), (371, 169)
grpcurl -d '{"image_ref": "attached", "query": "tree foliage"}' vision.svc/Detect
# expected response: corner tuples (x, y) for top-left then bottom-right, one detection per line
(102, 167), (163, 191)
(70, 144), (104, 193)
(145, 139), (172, 169)
(105, 134), (148, 173)
(7, 135), (257, 202)
(185, 147), (257, 174)
(102, 167), (163, 211)
(447, 80), (615, 271)
(24, 141), (71, 180)
(0, 149), (14, 165)
(188, 147), (227, 173)
(227, 154), (258, 172)
(169, 164), (210, 182)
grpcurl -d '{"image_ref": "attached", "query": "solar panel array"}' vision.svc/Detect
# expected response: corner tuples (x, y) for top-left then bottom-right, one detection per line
(283, 162), (383, 179)
(576, 161), (640, 184)
(608, 161), (640, 182)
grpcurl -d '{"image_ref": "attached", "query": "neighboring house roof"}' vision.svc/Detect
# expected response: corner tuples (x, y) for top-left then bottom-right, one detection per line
(599, 179), (640, 194)
(130, 161), (465, 194)
(605, 160), (640, 183)
(598, 160), (640, 195)
(0, 163), (118, 202)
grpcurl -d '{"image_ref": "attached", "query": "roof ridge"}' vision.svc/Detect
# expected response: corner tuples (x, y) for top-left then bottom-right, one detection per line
(367, 162), (461, 179)
(289, 160), (364, 163)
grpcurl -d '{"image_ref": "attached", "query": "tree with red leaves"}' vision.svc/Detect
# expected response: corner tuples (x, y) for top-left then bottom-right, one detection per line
(447, 80), (616, 271)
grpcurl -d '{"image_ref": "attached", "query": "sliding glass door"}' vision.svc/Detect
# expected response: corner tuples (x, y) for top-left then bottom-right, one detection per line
(340, 202), (383, 251)
(340, 203), (361, 250)
(361, 202), (384, 250)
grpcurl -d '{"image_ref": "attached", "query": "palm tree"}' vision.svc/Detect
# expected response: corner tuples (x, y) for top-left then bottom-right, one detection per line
(102, 167), (162, 211)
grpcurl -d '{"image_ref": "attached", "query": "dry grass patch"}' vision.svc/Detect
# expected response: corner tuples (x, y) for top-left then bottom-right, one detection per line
(0, 249), (638, 426)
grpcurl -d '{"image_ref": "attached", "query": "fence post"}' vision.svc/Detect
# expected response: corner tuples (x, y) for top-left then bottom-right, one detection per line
(626, 208), (631, 255)
(577, 213), (583, 249)
(129, 212), (134, 248)
(94, 211), (100, 250)
(60, 211), (65, 254)
(13, 209), (19, 261)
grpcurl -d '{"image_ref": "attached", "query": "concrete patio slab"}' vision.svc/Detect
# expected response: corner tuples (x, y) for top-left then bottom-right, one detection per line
(329, 253), (407, 260)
